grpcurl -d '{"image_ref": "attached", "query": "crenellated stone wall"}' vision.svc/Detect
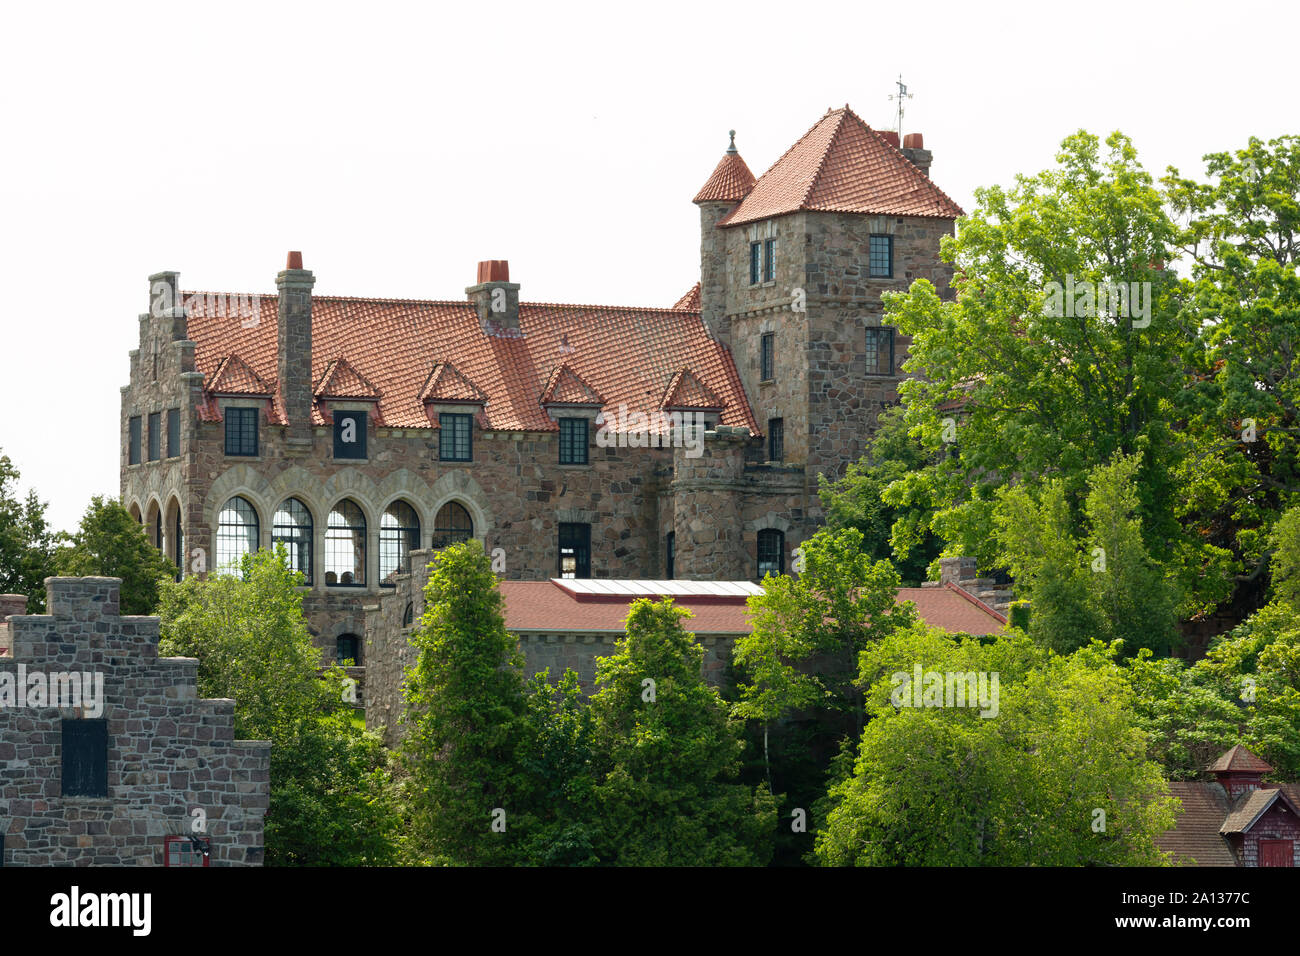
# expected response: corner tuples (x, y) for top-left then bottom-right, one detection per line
(0, 577), (269, 866)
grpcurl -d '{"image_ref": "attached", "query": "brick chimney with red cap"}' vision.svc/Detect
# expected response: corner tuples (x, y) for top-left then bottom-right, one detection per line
(467, 259), (521, 332)
(277, 250), (315, 451)
(901, 132), (933, 177)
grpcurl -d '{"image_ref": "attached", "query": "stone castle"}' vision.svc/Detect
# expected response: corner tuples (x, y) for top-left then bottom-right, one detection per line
(118, 105), (962, 670)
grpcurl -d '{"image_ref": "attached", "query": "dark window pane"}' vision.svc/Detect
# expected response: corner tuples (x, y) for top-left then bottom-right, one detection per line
(865, 327), (895, 376)
(665, 531), (675, 580)
(750, 242), (761, 285)
(217, 496), (259, 575)
(174, 507), (184, 581)
(333, 411), (367, 459)
(380, 500), (420, 583)
(167, 408), (180, 458)
(757, 529), (785, 579)
(432, 501), (473, 550)
(768, 418), (784, 462)
(147, 412), (161, 461)
(869, 234), (893, 278)
(559, 522), (591, 578)
(336, 634), (360, 665)
(439, 414), (472, 461)
(128, 416), (142, 465)
(559, 418), (588, 465)
(760, 333), (774, 381)
(62, 719), (108, 797)
(402, 602), (414, 627)
(272, 498), (313, 585)
(224, 408), (258, 456)
(764, 238), (776, 281)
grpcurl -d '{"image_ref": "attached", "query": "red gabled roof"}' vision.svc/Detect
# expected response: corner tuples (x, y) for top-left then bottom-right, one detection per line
(1157, 783), (1239, 866)
(693, 148), (757, 203)
(896, 587), (1005, 635)
(418, 361), (488, 406)
(185, 293), (757, 433)
(315, 357), (381, 400)
(672, 283), (701, 311)
(719, 106), (964, 226)
(207, 353), (272, 396)
(540, 363), (604, 407)
(661, 368), (725, 411)
(1208, 745), (1274, 774)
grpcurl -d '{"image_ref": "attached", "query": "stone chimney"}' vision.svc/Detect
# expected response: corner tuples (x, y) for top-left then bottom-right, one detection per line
(901, 132), (933, 177)
(0, 594), (26, 619)
(149, 270), (189, 341)
(276, 251), (315, 452)
(879, 130), (900, 149)
(467, 260), (520, 332)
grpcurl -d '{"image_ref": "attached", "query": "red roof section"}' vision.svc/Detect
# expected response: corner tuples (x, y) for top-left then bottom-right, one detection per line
(672, 283), (701, 311)
(207, 354), (272, 396)
(1157, 783), (1239, 866)
(540, 363), (604, 407)
(661, 368), (725, 411)
(719, 106), (964, 226)
(1208, 744), (1274, 774)
(418, 361), (488, 406)
(315, 357), (381, 400)
(497, 580), (1006, 637)
(693, 149), (757, 203)
(185, 293), (757, 434)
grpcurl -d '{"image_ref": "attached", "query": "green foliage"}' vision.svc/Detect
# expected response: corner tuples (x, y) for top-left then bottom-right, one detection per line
(0, 451), (60, 612)
(1271, 506), (1300, 609)
(158, 547), (400, 866)
(588, 599), (776, 866)
(401, 539), (531, 866)
(57, 496), (175, 615)
(816, 629), (1178, 865)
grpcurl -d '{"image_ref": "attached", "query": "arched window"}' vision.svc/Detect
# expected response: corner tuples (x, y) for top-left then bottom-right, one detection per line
(380, 500), (420, 584)
(432, 501), (473, 549)
(336, 634), (360, 666)
(273, 498), (314, 585)
(402, 602), (415, 627)
(216, 496), (259, 575)
(326, 499), (366, 586)
(167, 498), (183, 581)
(757, 529), (785, 579)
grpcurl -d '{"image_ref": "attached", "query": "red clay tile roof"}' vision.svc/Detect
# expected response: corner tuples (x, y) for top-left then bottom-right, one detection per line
(661, 368), (725, 411)
(1158, 783), (1239, 866)
(896, 586), (1005, 635)
(315, 357), (381, 400)
(207, 354), (272, 396)
(540, 363), (605, 407)
(1208, 744), (1274, 774)
(418, 361), (488, 406)
(719, 106), (964, 227)
(497, 580), (1006, 637)
(185, 293), (757, 434)
(693, 150), (758, 203)
(672, 283), (701, 311)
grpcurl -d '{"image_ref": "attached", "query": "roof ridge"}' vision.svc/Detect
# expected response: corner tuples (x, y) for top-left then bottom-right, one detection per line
(941, 580), (1008, 625)
(800, 107), (852, 210)
(860, 119), (968, 218)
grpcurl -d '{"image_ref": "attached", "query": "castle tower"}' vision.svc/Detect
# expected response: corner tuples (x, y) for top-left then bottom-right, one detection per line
(693, 130), (755, 346)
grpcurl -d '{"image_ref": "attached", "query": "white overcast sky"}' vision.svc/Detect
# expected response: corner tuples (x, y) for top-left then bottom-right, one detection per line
(1, 0), (1295, 533)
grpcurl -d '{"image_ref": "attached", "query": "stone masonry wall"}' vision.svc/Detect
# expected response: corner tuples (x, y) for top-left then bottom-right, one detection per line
(0, 577), (269, 866)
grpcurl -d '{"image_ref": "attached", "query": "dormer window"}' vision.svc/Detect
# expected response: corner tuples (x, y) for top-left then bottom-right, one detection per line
(224, 408), (259, 456)
(333, 411), (367, 460)
(439, 413), (473, 462)
(559, 418), (589, 465)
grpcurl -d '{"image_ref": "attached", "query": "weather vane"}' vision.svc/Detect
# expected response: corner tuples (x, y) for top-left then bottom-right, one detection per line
(888, 75), (913, 137)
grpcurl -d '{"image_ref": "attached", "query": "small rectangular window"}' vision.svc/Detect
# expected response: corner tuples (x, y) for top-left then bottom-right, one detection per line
(665, 531), (675, 580)
(147, 412), (161, 461)
(768, 418), (784, 462)
(224, 407), (259, 456)
(757, 529), (785, 579)
(559, 522), (591, 578)
(763, 238), (776, 281)
(128, 416), (142, 465)
(439, 413), (473, 461)
(166, 408), (180, 458)
(62, 719), (108, 798)
(869, 234), (894, 278)
(164, 835), (210, 867)
(559, 418), (589, 465)
(749, 242), (762, 285)
(760, 333), (775, 382)
(333, 411), (368, 460)
(865, 327), (896, 376)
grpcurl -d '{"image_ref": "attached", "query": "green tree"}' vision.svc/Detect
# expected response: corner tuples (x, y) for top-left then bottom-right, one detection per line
(401, 539), (532, 866)
(817, 628), (1178, 865)
(0, 451), (59, 611)
(589, 598), (775, 866)
(158, 547), (400, 866)
(57, 496), (175, 615)
(1270, 505), (1300, 609)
